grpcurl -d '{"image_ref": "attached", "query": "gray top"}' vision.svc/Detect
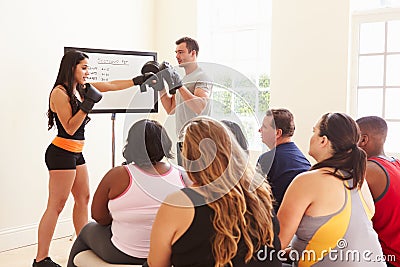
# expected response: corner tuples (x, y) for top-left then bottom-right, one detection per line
(291, 181), (385, 266)
(175, 66), (212, 138)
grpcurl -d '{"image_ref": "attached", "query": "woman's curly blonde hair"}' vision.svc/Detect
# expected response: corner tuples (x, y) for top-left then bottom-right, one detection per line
(181, 117), (275, 267)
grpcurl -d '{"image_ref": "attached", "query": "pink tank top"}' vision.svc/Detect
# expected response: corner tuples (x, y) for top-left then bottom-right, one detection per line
(109, 164), (185, 258)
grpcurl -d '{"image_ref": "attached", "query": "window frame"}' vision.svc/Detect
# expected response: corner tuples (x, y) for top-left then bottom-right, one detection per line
(349, 8), (400, 156)
(196, 0), (272, 151)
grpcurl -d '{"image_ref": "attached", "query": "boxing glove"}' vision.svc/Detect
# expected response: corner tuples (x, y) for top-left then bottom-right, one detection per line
(159, 61), (182, 94)
(132, 72), (158, 86)
(80, 83), (103, 113)
(141, 61), (160, 75)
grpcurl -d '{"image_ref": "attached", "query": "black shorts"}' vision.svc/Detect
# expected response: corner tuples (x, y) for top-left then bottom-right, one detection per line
(45, 144), (86, 170)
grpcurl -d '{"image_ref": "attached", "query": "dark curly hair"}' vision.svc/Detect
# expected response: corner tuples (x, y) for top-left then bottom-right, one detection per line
(123, 119), (173, 166)
(221, 120), (249, 152)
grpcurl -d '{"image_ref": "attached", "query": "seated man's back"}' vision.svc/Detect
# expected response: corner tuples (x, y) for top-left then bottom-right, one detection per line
(258, 142), (310, 212)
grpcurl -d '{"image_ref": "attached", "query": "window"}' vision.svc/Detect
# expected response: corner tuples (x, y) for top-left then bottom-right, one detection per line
(197, 0), (271, 150)
(349, 8), (400, 154)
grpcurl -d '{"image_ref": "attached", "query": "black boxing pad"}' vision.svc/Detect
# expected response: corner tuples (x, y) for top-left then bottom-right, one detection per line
(141, 61), (160, 75)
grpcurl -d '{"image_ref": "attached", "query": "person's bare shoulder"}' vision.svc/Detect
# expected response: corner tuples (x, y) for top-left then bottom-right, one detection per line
(50, 85), (68, 98)
(365, 160), (387, 200)
(291, 169), (324, 185)
(101, 166), (130, 199)
(163, 190), (193, 208)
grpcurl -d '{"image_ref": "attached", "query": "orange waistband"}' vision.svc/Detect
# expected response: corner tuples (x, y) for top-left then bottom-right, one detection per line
(52, 136), (84, 153)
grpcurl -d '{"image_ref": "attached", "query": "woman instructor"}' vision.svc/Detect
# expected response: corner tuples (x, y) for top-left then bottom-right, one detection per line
(33, 50), (152, 267)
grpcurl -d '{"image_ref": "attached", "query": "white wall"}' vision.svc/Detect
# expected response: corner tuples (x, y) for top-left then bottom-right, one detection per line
(0, 0), (352, 251)
(269, 0), (351, 162)
(144, 0), (199, 159)
(152, 0), (199, 140)
(0, 0), (157, 251)
(154, 0), (198, 63)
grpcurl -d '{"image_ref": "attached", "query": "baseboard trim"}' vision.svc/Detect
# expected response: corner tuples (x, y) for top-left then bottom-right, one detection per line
(0, 219), (74, 252)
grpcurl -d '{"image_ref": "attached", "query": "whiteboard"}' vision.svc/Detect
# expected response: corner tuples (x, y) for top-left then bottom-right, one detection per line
(65, 47), (158, 113)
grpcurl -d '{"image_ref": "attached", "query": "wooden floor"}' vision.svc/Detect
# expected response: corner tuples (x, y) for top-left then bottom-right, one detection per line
(0, 236), (73, 267)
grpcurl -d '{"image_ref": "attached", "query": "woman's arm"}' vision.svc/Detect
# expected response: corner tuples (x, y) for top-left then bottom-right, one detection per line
(90, 79), (134, 92)
(50, 87), (87, 135)
(148, 191), (194, 267)
(147, 202), (174, 267)
(359, 178), (375, 218)
(277, 172), (314, 248)
(91, 166), (130, 225)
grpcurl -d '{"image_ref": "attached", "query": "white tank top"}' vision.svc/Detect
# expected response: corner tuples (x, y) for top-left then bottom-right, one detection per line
(109, 164), (185, 258)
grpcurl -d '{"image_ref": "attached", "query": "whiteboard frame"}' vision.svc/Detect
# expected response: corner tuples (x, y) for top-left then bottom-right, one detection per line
(64, 47), (158, 114)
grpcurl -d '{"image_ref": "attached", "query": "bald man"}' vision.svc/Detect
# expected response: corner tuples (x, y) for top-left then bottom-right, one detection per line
(357, 116), (400, 267)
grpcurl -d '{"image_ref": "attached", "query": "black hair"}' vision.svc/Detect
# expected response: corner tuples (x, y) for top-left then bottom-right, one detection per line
(310, 113), (366, 189)
(356, 116), (388, 138)
(221, 120), (249, 152)
(176, 37), (199, 56)
(123, 119), (173, 166)
(47, 50), (89, 130)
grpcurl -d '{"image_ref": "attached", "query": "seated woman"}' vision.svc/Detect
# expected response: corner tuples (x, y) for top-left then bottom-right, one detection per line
(147, 116), (282, 267)
(67, 119), (185, 267)
(278, 113), (385, 266)
(221, 120), (249, 153)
